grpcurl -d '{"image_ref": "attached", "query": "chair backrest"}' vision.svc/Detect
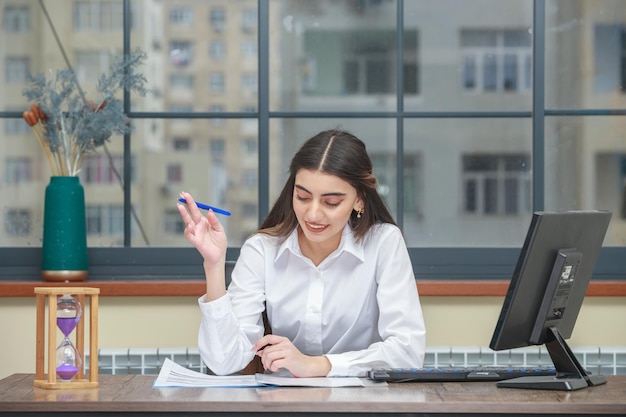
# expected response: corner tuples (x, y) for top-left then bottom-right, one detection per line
(241, 309), (271, 375)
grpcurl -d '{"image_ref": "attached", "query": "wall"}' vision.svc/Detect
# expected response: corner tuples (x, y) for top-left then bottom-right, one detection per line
(1, 295), (624, 380)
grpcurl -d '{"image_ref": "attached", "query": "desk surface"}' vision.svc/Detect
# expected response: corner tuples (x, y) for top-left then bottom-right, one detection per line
(1, 374), (625, 416)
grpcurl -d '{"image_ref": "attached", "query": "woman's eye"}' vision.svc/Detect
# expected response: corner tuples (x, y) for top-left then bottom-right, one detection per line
(296, 195), (309, 201)
(325, 201), (341, 207)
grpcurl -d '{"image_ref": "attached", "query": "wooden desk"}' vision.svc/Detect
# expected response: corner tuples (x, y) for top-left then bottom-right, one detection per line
(0, 374), (625, 416)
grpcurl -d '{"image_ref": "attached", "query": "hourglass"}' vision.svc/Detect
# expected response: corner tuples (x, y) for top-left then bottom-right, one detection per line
(55, 294), (82, 380)
(34, 287), (99, 389)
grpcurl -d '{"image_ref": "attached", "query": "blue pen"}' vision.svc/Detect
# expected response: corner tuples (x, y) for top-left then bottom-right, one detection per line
(178, 198), (231, 216)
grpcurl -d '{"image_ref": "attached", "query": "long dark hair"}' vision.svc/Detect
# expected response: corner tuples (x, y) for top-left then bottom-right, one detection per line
(258, 129), (396, 241)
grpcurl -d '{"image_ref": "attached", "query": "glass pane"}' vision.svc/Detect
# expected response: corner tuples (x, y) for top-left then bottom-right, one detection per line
(271, 0), (400, 111)
(403, 118), (532, 247)
(269, 118), (397, 221)
(131, 0), (258, 109)
(403, 0), (532, 111)
(546, 0), (626, 108)
(545, 116), (626, 246)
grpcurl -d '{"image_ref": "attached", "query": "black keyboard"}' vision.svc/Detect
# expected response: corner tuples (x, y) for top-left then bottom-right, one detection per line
(367, 367), (557, 382)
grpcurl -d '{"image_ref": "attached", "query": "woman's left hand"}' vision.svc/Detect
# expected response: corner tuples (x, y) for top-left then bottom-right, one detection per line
(252, 334), (331, 377)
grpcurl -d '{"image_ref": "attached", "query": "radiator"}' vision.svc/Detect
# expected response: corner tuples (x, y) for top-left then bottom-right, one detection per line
(86, 345), (626, 375)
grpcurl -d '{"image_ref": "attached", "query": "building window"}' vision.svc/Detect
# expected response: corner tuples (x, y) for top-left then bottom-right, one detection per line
(209, 72), (225, 93)
(75, 51), (114, 83)
(4, 209), (31, 236)
(169, 7), (193, 24)
(461, 29), (532, 93)
(170, 41), (193, 67)
(170, 74), (194, 89)
(167, 164), (182, 183)
(80, 154), (126, 185)
(241, 138), (257, 154)
(86, 205), (123, 235)
(241, 39), (257, 59)
(463, 154), (531, 215)
(4, 57), (29, 83)
(168, 104), (193, 113)
(241, 8), (256, 33)
(209, 105), (225, 126)
(210, 7), (225, 32)
(73, 1), (124, 31)
(210, 138), (225, 159)
(171, 138), (191, 151)
(303, 29), (418, 95)
(209, 40), (226, 60)
(371, 153), (422, 218)
(241, 73), (257, 93)
(164, 210), (184, 234)
(4, 117), (29, 135)
(241, 170), (257, 187)
(4, 157), (32, 184)
(594, 24), (626, 93)
(3, 5), (29, 32)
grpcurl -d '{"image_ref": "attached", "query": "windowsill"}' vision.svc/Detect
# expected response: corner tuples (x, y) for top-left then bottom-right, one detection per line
(0, 280), (624, 297)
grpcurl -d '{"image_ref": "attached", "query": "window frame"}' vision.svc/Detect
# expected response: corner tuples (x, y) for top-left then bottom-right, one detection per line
(0, 0), (623, 283)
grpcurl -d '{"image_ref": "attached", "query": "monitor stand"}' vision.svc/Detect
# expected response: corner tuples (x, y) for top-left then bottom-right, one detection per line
(496, 327), (607, 391)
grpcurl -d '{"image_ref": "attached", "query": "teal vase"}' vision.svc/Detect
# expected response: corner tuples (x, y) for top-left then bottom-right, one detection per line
(41, 176), (88, 282)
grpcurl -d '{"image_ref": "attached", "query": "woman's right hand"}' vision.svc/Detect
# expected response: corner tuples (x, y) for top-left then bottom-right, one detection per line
(177, 191), (227, 266)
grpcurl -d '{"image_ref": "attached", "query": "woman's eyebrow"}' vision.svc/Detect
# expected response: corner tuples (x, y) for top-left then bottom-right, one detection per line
(295, 184), (346, 197)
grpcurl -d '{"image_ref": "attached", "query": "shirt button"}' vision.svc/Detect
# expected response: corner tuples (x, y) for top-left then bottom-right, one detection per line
(310, 305), (320, 314)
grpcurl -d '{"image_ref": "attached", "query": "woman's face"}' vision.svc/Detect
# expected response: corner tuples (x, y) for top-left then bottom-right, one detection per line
(293, 169), (361, 249)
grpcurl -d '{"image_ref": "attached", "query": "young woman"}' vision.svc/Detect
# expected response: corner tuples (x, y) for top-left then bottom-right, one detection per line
(178, 129), (425, 377)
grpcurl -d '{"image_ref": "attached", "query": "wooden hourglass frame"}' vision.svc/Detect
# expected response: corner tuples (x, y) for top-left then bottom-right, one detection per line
(34, 287), (99, 389)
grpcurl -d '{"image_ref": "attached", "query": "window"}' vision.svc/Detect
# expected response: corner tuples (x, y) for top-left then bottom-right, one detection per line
(209, 105), (225, 126)
(4, 117), (29, 135)
(4, 157), (32, 184)
(241, 8), (256, 33)
(210, 138), (225, 159)
(461, 29), (532, 92)
(241, 138), (257, 154)
(371, 153), (422, 218)
(209, 72), (225, 93)
(86, 205), (123, 235)
(594, 24), (626, 93)
(164, 210), (184, 234)
(170, 74), (194, 89)
(75, 51), (114, 83)
(81, 154), (126, 185)
(463, 154), (531, 215)
(302, 29), (418, 95)
(4, 209), (31, 236)
(73, 1), (124, 31)
(1, 2), (625, 284)
(209, 40), (226, 60)
(166, 163), (182, 183)
(4, 57), (29, 83)
(241, 73), (257, 93)
(3, 5), (29, 32)
(241, 40), (257, 59)
(169, 7), (193, 25)
(170, 41), (193, 67)
(210, 7), (225, 32)
(171, 138), (191, 151)
(169, 104), (193, 113)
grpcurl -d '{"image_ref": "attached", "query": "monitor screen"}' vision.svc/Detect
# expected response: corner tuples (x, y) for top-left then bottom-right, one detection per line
(489, 210), (612, 391)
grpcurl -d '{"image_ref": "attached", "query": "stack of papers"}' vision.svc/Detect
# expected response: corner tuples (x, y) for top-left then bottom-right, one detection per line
(153, 358), (384, 388)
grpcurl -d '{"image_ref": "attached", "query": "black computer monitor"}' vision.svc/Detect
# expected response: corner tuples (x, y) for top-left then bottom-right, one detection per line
(489, 210), (612, 391)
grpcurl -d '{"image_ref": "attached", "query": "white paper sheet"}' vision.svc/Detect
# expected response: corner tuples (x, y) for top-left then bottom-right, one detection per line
(153, 358), (385, 388)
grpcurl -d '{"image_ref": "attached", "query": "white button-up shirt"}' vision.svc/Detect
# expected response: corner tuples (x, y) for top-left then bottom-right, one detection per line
(197, 223), (426, 377)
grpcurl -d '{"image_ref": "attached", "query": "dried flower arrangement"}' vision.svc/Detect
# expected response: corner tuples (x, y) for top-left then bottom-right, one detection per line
(21, 49), (148, 176)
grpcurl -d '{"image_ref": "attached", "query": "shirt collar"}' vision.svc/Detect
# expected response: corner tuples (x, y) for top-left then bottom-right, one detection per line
(275, 224), (365, 264)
